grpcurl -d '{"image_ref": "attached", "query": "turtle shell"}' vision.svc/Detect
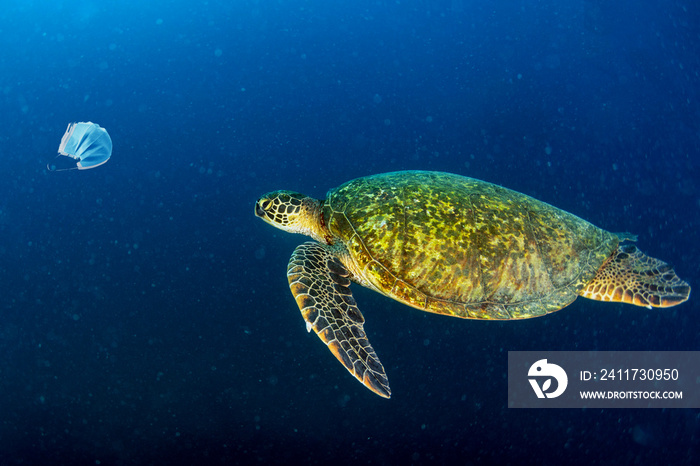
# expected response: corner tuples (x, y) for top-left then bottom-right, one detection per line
(321, 171), (619, 319)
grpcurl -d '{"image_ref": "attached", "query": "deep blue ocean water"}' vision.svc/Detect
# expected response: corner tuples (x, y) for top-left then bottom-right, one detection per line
(1, 0), (698, 464)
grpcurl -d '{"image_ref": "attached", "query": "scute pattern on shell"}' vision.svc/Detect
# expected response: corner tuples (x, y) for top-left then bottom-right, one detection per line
(322, 171), (618, 320)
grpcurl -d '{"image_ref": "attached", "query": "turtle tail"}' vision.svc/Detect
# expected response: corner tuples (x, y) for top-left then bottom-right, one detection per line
(580, 244), (690, 308)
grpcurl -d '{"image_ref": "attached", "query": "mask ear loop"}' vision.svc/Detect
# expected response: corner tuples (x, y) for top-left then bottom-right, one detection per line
(47, 154), (79, 171)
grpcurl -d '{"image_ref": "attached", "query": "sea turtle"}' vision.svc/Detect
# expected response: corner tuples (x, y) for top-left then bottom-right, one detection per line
(254, 171), (690, 398)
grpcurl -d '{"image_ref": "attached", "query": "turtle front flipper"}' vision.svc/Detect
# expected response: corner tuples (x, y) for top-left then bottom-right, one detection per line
(287, 242), (391, 398)
(580, 244), (691, 308)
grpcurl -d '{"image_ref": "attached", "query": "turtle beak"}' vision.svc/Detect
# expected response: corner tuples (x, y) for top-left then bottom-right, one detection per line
(254, 200), (266, 218)
(255, 198), (277, 228)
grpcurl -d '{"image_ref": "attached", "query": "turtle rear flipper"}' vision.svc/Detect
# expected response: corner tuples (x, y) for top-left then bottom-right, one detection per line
(287, 242), (391, 398)
(580, 244), (691, 308)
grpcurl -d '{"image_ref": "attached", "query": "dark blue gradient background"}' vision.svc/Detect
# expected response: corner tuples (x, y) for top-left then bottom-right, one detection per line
(0, 1), (698, 464)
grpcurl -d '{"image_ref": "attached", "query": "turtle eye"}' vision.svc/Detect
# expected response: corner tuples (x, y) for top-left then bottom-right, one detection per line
(260, 199), (271, 211)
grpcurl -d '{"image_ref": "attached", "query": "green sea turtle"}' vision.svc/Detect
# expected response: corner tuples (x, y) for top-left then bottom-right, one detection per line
(254, 171), (690, 398)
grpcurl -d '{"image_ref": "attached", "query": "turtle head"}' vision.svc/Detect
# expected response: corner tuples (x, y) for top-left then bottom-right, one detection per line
(255, 190), (327, 242)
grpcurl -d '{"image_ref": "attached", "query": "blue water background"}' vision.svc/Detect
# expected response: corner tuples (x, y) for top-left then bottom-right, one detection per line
(0, 0), (698, 463)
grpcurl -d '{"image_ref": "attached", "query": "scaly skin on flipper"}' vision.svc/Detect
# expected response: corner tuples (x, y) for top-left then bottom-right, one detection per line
(287, 242), (391, 398)
(580, 244), (691, 307)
